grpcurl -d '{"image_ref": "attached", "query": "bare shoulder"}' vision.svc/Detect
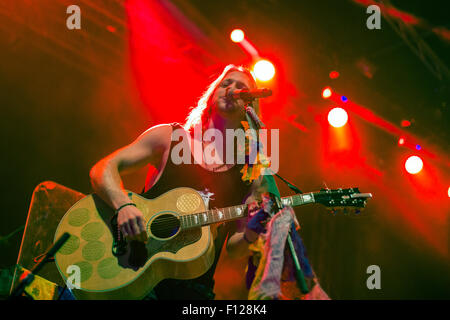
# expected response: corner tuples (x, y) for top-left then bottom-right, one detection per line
(136, 123), (174, 149)
(112, 123), (175, 170)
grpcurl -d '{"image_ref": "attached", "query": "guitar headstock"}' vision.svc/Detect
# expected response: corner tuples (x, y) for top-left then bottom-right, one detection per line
(314, 187), (372, 215)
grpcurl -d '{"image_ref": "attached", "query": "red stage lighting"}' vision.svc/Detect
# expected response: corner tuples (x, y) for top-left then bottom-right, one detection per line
(405, 155), (423, 174)
(322, 87), (332, 99)
(401, 120), (411, 127)
(253, 59), (275, 81)
(398, 137), (405, 145)
(106, 25), (116, 33)
(230, 29), (245, 43)
(329, 71), (340, 79)
(328, 107), (348, 128)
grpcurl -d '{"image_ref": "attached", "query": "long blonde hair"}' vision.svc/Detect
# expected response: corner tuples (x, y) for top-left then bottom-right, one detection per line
(183, 64), (260, 133)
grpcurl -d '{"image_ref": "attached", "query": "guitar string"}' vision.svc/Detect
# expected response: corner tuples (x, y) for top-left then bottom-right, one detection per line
(140, 194), (303, 225)
(145, 213), (245, 231)
(148, 208), (361, 235)
(132, 193), (356, 227)
(121, 197), (359, 235)
(144, 205), (250, 233)
(141, 205), (249, 224)
(130, 194), (306, 228)
(142, 212), (244, 225)
(138, 197), (302, 226)
(138, 196), (306, 228)
(145, 199), (293, 232)
(131, 193), (364, 235)
(144, 207), (359, 233)
(141, 206), (362, 235)
(148, 211), (244, 230)
(137, 194), (361, 230)
(127, 193), (351, 227)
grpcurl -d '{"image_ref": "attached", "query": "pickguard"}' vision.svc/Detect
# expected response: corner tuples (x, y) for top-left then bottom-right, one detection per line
(146, 227), (202, 257)
(120, 227), (203, 269)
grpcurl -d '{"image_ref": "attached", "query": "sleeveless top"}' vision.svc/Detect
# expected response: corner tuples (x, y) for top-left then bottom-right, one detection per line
(141, 123), (253, 300)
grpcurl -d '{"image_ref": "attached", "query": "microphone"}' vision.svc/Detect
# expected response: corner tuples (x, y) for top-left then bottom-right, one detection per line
(227, 88), (272, 101)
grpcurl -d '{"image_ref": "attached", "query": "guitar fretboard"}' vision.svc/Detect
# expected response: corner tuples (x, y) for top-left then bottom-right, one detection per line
(179, 205), (246, 229)
(179, 192), (316, 230)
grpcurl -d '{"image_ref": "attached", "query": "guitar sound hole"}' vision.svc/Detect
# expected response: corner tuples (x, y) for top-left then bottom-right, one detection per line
(150, 214), (180, 239)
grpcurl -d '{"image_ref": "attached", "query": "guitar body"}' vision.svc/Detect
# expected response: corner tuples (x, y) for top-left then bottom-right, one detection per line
(53, 184), (371, 299)
(54, 187), (215, 300)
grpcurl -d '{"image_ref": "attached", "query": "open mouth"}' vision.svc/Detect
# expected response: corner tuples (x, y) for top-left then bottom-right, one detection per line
(221, 96), (234, 107)
(222, 95), (232, 102)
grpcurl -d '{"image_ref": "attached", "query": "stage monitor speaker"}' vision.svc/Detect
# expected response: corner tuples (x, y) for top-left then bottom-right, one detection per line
(10, 181), (85, 296)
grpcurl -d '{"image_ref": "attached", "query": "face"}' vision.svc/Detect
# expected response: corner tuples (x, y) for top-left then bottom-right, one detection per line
(210, 71), (255, 120)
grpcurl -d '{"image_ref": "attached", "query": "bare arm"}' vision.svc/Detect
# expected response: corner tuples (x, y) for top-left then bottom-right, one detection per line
(89, 124), (172, 240)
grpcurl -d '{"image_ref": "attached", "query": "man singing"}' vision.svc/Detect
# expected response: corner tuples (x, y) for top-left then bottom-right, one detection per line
(89, 65), (270, 299)
(90, 63), (329, 300)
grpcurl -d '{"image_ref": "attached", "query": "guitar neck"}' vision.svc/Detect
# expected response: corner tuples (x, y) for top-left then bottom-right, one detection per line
(179, 192), (316, 230)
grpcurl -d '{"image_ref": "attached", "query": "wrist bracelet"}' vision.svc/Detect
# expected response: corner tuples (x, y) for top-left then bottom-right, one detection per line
(115, 202), (136, 214)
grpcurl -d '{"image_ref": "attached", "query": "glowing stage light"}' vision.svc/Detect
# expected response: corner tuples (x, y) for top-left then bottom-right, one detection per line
(322, 87), (332, 99)
(341, 96), (348, 102)
(328, 107), (348, 128)
(415, 144), (421, 150)
(401, 120), (411, 127)
(448, 187), (450, 197)
(106, 25), (116, 33)
(398, 137), (405, 145)
(405, 156), (423, 174)
(230, 29), (245, 43)
(253, 60), (275, 81)
(329, 71), (340, 79)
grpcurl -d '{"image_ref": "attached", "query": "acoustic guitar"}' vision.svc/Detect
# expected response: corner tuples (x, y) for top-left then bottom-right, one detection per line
(53, 187), (371, 299)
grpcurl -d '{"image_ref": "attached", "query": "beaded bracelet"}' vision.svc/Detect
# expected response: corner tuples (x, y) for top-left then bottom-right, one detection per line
(115, 202), (136, 214)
